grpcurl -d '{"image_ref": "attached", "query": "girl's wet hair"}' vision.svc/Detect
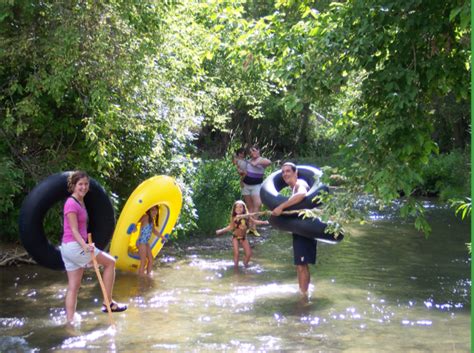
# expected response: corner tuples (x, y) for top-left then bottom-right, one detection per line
(231, 200), (249, 226)
(232, 200), (248, 214)
(147, 205), (160, 226)
(67, 171), (89, 193)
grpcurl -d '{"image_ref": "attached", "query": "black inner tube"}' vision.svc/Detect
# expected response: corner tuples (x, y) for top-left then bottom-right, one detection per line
(19, 172), (115, 270)
(260, 165), (328, 211)
(260, 165), (343, 243)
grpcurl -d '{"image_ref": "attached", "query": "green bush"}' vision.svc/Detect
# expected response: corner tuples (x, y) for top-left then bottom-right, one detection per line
(0, 157), (24, 242)
(191, 158), (242, 236)
(418, 149), (470, 200)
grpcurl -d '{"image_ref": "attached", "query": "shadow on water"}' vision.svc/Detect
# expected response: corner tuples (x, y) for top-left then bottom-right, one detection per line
(0, 199), (470, 352)
(319, 204), (471, 310)
(252, 295), (334, 318)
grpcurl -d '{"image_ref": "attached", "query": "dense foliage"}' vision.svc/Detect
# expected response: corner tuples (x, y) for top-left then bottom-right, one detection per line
(192, 158), (242, 235)
(0, 0), (470, 242)
(0, 1), (206, 240)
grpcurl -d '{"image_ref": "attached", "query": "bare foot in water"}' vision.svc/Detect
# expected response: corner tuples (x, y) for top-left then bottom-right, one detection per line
(65, 313), (82, 334)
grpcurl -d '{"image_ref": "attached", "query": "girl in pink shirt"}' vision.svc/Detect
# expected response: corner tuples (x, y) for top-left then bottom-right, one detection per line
(59, 171), (127, 325)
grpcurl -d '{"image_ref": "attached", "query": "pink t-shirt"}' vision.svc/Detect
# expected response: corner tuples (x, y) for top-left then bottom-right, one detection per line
(62, 197), (88, 243)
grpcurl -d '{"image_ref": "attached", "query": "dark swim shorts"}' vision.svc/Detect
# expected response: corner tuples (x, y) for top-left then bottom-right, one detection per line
(292, 233), (317, 265)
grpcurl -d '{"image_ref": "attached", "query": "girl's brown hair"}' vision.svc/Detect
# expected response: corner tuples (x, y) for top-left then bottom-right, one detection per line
(67, 171), (89, 193)
(146, 205), (160, 226)
(230, 200), (249, 226)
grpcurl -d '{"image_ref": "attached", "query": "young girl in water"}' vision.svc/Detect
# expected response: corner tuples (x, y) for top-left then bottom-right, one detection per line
(216, 200), (269, 269)
(136, 205), (161, 276)
(60, 171), (127, 324)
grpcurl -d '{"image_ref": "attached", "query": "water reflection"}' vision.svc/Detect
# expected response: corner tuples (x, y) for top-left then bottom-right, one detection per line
(57, 324), (117, 352)
(0, 200), (470, 351)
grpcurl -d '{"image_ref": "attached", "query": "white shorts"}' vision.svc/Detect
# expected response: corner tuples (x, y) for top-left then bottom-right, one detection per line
(60, 242), (101, 271)
(242, 183), (261, 196)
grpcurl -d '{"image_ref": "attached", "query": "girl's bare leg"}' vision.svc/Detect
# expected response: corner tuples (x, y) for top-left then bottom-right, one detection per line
(241, 239), (252, 267)
(137, 244), (147, 276)
(95, 251), (116, 302)
(146, 245), (154, 275)
(65, 268), (85, 323)
(232, 238), (240, 268)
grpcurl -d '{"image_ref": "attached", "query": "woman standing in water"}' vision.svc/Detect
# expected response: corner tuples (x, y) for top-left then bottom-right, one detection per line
(59, 171), (127, 324)
(241, 146), (271, 236)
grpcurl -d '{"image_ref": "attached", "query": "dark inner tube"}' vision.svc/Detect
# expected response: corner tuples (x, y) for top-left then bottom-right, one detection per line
(260, 165), (328, 211)
(269, 215), (343, 244)
(19, 172), (115, 270)
(260, 165), (343, 243)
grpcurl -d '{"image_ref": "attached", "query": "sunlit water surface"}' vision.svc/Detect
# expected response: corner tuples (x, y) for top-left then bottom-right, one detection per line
(0, 201), (470, 352)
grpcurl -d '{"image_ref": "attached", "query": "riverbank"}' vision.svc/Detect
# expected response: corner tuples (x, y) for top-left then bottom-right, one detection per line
(0, 243), (36, 266)
(0, 225), (273, 268)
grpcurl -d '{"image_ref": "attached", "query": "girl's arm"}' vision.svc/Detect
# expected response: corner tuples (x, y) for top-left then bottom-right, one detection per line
(250, 217), (269, 226)
(66, 212), (91, 252)
(152, 226), (161, 236)
(216, 224), (233, 236)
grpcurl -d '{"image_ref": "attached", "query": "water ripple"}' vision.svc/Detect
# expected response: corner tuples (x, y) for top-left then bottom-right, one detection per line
(0, 336), (34, 352)
(60, 326), (116, 350)
(0, 317), (26, 329)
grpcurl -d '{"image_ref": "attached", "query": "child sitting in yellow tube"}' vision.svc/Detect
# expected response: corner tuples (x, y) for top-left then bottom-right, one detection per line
(136, 205), (160, 276)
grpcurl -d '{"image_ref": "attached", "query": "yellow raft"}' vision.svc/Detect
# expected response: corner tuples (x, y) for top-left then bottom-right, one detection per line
(110, 175), (182, 272)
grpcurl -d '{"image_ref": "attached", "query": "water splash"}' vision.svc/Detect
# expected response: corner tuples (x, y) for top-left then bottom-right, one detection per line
(60, 325), (116, 350)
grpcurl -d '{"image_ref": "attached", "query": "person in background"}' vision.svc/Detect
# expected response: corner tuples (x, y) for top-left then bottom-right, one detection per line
(216, 200), (269, 269)
(271, 162), (317, 298)
(60, 171), (127, 325)
(136, 205), (161, 276)
(241, 146), (271, 236)
(233, 147), (248, 190)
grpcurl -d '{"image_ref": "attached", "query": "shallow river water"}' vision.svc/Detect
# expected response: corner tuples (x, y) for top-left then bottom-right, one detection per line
(0, 201), (470, 352)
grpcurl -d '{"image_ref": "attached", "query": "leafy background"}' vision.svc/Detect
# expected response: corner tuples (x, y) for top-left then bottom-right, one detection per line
(0, 0), (470, 242)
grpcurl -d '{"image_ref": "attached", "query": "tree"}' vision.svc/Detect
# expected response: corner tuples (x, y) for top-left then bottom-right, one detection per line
(0, 1), (208, 240)
(323, 0), (470, 232)
(204, 0), (470, 233)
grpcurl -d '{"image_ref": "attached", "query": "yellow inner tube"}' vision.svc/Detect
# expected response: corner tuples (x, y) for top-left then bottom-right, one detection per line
(110, 175), (182, 272)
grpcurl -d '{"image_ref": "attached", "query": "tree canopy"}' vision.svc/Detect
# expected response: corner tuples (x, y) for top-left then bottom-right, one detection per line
(0, 0), (470, 240)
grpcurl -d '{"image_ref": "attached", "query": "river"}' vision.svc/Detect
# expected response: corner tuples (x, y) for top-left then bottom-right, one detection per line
(0, 200), (470, 352)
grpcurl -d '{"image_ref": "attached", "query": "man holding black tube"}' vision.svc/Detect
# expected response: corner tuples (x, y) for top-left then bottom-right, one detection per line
(271, 162), (317, 298)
